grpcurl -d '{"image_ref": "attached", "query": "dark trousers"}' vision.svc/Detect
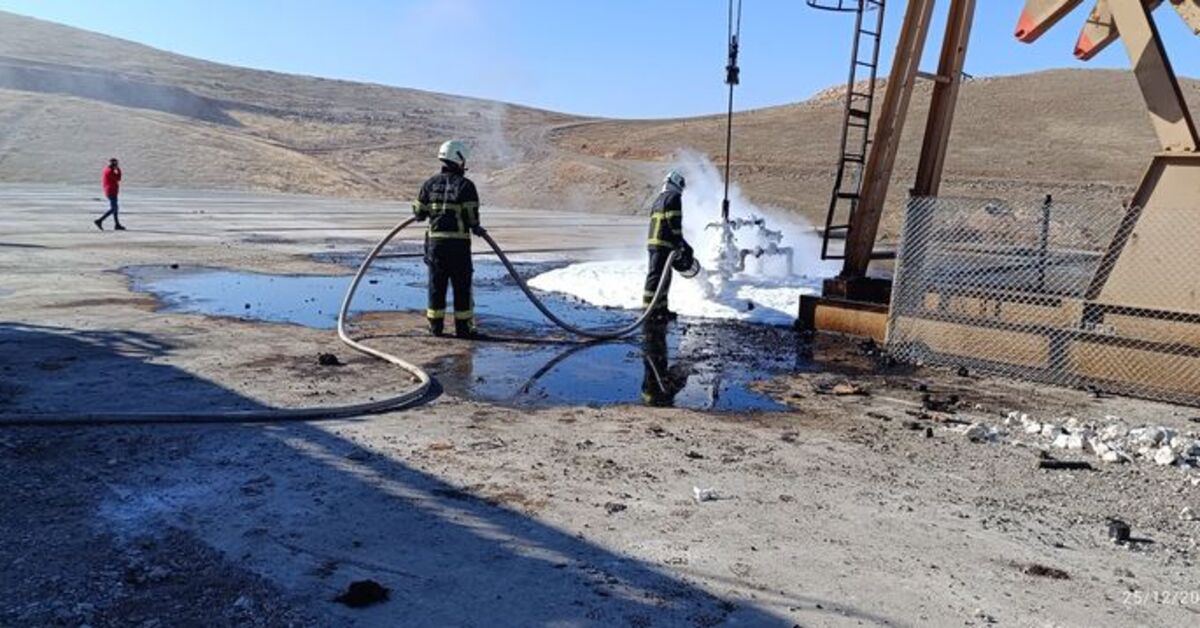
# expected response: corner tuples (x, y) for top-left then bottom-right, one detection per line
(426, 239), (473, 330)
(99, 195), (120, 224)
(641, 324), (688, 407)
(644, 247), (673, 313)
(641, 324), (672, 406)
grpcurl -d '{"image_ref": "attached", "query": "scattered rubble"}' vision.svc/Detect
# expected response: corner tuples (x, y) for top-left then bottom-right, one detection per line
(604, 502), (627, 515)
(944, 412), (1200, 472)
(645, 426), (669, 438)
(317, 352), (342, 367)
(334, 580), (390, 608)
(921, 393), (960, 413)
(1154, 446), (1179, 466)
(962, 423), (998, 443)
(829, 382), (867, 396)
(1108, 519), (1132, 545)
(973, 608), (997, 624)
(1018, 563), (1070, 580)
(1037, 459), (1093, 471)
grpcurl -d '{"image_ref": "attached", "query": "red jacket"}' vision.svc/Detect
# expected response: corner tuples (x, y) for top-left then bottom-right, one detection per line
(102, 166), (121, 197)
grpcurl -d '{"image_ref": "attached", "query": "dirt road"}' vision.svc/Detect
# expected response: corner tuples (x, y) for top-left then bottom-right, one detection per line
(1, 185), (1197, 627)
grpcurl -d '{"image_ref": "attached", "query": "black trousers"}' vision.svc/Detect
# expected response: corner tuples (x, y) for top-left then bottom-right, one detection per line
(426, 239), (473, 326)
(644, 247), (673, 313)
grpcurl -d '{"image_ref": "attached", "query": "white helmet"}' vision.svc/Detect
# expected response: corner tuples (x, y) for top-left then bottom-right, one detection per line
(438, 140), (469, 168)
(664, 170), (686, 191)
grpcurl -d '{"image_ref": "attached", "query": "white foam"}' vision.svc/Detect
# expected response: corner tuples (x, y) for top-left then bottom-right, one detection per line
(527, 153), (837, 326)
(528, 260), (821, 325)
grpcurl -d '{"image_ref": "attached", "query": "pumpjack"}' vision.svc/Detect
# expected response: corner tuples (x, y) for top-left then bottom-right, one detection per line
(799, 0), (1200, 342)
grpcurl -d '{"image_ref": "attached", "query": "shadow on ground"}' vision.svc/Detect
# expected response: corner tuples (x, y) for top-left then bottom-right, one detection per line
(0, 322), (267, 413)
(0, 322), (897, 625)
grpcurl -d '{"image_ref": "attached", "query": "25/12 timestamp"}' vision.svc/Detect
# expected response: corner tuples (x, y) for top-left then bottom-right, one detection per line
(1124, 590), (1200, 606)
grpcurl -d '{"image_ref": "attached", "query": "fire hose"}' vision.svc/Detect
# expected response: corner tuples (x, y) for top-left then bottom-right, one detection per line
(478, 230), (678, 340)
(1, 218), (678, 425)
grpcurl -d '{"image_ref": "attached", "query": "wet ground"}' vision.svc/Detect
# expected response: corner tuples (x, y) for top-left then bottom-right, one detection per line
(127, 260), (805, 412)
(125, 258), (596, 331)
(433, 323), (803, 412)
(6, 186), (1199, 627)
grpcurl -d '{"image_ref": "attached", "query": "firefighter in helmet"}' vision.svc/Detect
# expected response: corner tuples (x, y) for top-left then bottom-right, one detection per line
(413, 140), (485, 338)
(644, 169), (694, 325)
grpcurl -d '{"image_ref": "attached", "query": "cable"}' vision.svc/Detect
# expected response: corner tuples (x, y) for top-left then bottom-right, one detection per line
(721, 0), (743, 223)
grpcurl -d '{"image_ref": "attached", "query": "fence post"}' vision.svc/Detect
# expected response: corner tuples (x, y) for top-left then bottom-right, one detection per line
(1038, 194), (1052, 292)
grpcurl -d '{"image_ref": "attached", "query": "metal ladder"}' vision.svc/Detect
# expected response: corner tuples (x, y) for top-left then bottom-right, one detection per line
(808, 0), (887, 260)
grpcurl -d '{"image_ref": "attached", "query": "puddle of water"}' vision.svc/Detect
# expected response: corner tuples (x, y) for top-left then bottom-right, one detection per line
(127, 261), (809, 412)
(435, 323), (803, 412)
(127, 259), (632, 331)
(0, 287), (13, 298)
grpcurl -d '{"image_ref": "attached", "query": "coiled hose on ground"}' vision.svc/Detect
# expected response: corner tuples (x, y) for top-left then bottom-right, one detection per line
(1, 218), (675, 425)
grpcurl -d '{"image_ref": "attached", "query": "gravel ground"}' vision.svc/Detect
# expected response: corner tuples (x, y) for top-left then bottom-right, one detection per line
(2, 186), (1198, 627)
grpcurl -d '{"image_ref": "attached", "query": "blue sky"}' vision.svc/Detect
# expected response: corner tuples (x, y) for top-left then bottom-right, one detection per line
(3, 0), (1197, 118)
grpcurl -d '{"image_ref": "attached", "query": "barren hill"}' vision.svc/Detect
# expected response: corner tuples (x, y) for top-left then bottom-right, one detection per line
(1, 10), (1197, 232)
(0, 11), (577, 204)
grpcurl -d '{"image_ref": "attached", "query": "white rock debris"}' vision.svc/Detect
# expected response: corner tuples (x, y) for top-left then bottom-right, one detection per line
(693, 486), (718, 503)
(960, 422), (1002, 443)
(984, 411), (1200, 470)
(1154, 446), (1179, 467)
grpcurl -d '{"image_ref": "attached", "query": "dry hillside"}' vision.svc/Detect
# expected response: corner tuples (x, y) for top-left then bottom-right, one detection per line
(1, 10), (1197, 232)
(0, 11), (577, 203)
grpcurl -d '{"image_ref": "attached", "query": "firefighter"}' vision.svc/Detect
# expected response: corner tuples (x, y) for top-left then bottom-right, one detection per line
(413, 140), (485, 338)
(644, 170), (693, 324)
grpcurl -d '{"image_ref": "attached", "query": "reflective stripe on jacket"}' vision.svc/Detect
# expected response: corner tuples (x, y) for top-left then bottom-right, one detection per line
(647, 189), (684, 249)
(413, 166), (480, 241)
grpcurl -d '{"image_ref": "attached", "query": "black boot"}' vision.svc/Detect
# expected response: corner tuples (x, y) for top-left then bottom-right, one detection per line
(455, 318), (477, 339)
(428, 318), (444, 337)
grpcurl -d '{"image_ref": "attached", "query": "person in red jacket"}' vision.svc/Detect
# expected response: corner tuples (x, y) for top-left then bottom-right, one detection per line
(95, 158), (124, 231)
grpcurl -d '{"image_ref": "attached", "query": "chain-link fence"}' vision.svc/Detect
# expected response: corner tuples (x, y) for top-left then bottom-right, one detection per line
(887, 196), (1200, 406)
